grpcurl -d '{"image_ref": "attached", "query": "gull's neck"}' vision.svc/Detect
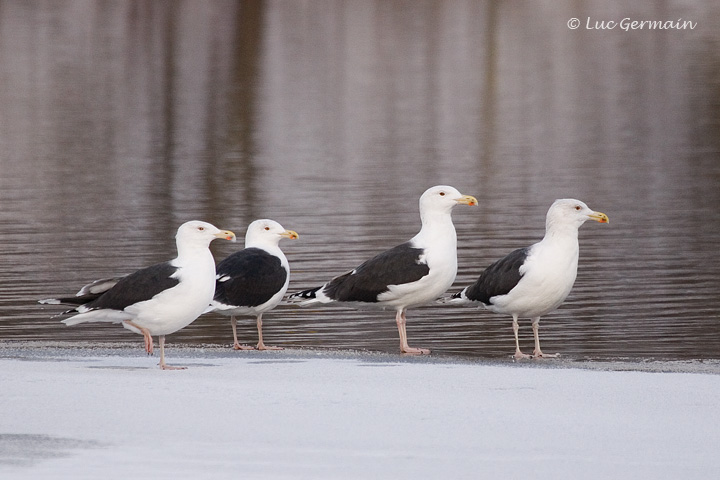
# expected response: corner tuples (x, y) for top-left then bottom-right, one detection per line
(414, 208), (456, 246)
(246, 233), (282, 252)
(544, 216), (582, 243)
(175, 239), (213, 266)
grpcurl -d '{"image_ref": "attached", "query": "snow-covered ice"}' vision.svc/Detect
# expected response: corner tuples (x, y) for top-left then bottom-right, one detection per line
(1, 344), (719, 479)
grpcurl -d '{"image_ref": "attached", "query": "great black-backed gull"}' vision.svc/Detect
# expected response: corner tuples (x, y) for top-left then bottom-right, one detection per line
(450, 199), (608, 359)
(205, 219), (298, 350)
(289, 185), (477, 355)
(40, 220), (236, 369)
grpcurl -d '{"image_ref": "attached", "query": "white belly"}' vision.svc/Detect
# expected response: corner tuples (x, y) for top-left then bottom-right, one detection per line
(490, 245), (578, 318)
(125, 269), (215, 335)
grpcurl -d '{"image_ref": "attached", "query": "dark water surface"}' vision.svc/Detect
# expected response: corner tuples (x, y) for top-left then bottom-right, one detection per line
(0, 1), (719, 360)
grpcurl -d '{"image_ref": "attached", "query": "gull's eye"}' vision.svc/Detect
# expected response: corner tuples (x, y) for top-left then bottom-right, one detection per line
(439, 191), (446, 196)
(264, 226), (270, 231)
(198, 226), (205, 231)
(575, 205), (582, 211)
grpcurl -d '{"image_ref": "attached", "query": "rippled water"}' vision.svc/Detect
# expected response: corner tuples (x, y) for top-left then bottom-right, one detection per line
(0, 0), (719, 360)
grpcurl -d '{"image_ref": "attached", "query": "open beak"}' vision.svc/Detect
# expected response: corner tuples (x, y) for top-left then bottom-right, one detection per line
(456, 194), (478, 207)
(282, 230), (299, 240)
(215, 230), (237, 242)
(589, 211), (609, 224)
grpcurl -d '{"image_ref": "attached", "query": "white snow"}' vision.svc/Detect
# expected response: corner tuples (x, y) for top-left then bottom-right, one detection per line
(1, 346), (719, 479)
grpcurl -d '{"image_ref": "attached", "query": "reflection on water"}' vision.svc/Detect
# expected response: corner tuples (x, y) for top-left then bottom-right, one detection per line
(0, 0), (719, 360)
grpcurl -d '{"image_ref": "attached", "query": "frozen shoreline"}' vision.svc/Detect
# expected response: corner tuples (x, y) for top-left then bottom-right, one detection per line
(1, 343), (719, 479)
(2, 340), (720, 375)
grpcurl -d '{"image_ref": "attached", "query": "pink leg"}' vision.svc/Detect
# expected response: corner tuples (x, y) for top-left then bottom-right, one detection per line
(256, 314), (283, 351)
(396, 309), (430, 355)
(532, 317), (559, 358)
(124, 320), (154, 355)
(158, 335), (186, 370)
(231, 317), (255, 350)
(512, 315), (531, 360)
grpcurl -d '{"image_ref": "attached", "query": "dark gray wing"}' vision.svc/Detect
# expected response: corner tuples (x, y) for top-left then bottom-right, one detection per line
(461, 248), (529, 305)
(322, 242), (430, 303)
(214, 248), (287, 308)
(83, 261), (180, 311)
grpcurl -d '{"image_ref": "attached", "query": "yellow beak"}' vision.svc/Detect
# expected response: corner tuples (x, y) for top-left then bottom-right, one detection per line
(589, 212), (609, 224)
(282, 230), (299, 240)
(214, 230), (237, 242)
(456, 194), (478, 207)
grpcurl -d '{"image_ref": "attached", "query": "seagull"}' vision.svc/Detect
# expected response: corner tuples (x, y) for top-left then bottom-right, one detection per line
(205, 219), (298, 350)
(450, 199), (608, 359)
(40, 221), (236, 369)
(289, 185), (477, 355)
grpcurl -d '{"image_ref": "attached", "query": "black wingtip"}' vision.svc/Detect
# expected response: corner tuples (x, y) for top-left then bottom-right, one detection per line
(39, 294), (98, 306)
(288, 286), (322, 300)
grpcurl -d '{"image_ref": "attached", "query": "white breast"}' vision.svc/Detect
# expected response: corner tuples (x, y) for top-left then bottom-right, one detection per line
(490, 240), (579, 318)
